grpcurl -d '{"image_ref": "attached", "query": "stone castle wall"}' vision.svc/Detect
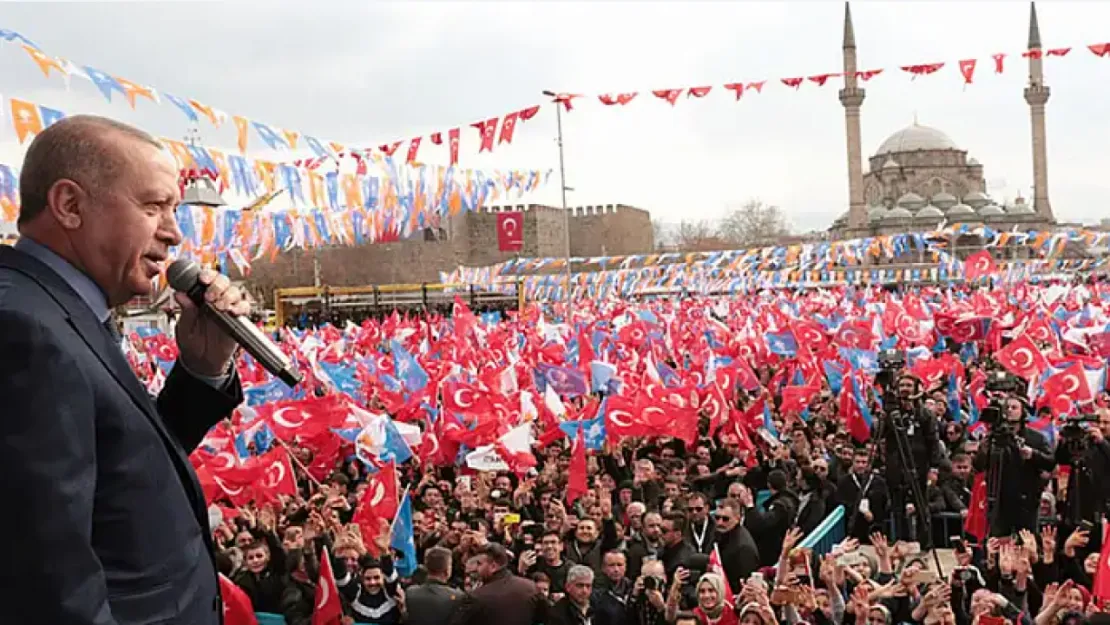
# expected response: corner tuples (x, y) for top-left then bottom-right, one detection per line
(240, 203), (654, 302)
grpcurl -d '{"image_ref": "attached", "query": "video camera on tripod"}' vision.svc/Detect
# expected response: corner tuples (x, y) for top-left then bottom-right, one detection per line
(875, 349), (907, 416)
(1058, 413), (1100, 455)
(979, 370), (1024, 440)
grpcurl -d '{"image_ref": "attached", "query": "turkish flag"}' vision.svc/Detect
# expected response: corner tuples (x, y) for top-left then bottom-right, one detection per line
(1092, 526), (1110, 604)
(252, 447), (298, 503)
(313, 547), (345, 625)
(964, 472), (988, 542)
(964, 250), (997, 281)
(219, 574), (258, 625)
(496, 211), (524, 252)
(566, 427), (588, 505)
(994, 333), (1049, 380)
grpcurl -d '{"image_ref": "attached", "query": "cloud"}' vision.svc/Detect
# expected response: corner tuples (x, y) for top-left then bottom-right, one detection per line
(0, 1), (1107, 228)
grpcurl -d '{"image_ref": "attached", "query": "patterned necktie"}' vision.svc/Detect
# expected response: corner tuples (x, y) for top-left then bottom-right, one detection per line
(103, 317), (122, 346)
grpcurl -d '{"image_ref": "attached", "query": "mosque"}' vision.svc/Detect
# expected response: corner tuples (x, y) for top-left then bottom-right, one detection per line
(829, 3), (1056, 238)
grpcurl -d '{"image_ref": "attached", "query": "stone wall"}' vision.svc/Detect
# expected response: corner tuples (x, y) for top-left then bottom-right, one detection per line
(567, 204), (654, 257)
(240, 202), (655, 303)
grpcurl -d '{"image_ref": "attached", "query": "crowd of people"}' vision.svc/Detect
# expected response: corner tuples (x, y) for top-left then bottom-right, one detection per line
(155, 281), (1110, 625)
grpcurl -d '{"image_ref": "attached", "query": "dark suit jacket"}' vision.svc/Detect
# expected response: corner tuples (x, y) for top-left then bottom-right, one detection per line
(448, 569), (547, 625)
(405, 580), (466, 625)
(0, 246), (243, 625)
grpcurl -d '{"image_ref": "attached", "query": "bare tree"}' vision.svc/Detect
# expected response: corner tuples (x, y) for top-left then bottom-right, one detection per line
(674, 219), (727, 251)
(718, 199), (791, 247)
(652, 219), (672, 251)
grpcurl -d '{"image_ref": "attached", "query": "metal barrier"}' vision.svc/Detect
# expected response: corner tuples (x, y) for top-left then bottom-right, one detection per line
(798, 505), (846, 556)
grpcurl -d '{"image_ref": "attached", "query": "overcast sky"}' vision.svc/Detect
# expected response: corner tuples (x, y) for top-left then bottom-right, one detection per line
(1, 1), (1108, 232)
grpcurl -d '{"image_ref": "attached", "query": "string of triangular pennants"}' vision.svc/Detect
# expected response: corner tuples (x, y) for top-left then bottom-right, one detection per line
(0, 28), (541, 166)
(543, 42), (1110, 111)
(0, 155), (553, 274)
(442, 225), (1110, 300)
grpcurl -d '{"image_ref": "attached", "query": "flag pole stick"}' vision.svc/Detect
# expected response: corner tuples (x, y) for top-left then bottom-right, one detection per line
(388, 485), (413, 539)
(274, 435), (325, 490)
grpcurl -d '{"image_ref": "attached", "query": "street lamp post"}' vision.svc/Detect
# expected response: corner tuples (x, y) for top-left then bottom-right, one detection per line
(542, 90), (573, 306)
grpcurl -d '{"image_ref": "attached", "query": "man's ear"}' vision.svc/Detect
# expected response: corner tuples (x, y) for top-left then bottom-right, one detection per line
(45, 179), (86, 230)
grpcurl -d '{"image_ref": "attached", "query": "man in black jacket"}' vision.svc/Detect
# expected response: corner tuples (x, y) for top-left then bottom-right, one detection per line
(683, 492), (715, 555)
(837, 447), (890, 542)
(406, 547), (465, 625)
(711, 499), (760, 591)
(740, 470), (799, 567)
(872, 373), (944, 543)
(659, 512), (695, 578)
(450, 543), (547, 625)
(973, 395), (1055, 537)
(591, 551), (632, 625)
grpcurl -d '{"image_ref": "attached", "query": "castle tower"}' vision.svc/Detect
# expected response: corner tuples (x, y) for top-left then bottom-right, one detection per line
(839, 2), (868, 231)
(1024, 2), (1053, 221)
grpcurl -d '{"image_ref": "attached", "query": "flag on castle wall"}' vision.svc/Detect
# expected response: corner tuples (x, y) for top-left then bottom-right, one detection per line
(497, 211), (524, 252)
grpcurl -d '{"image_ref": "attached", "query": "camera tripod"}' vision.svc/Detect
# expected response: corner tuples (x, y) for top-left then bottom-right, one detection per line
(883, 408), (945, 581)
(846, 401), (945, 578)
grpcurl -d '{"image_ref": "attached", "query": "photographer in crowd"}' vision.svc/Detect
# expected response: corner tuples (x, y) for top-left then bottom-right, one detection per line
(872, 371), (944, 543)
(1055, 408), (1110, 545)
(974, 387), (1054, 537)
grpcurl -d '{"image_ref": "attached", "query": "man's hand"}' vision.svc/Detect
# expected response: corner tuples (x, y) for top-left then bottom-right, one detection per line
(1020, 445), (1033, 460)
(173, 267), (251, 377)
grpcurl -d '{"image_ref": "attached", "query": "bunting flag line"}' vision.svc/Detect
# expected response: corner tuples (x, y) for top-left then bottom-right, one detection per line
(441, 225), (1110, 301)
(0, 154), (553, 271)
(0, 26), (542, 164)
(543, 41), (1109, 111)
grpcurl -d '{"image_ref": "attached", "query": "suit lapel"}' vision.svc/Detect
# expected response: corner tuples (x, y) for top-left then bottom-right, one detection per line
(0, 248), (204, 515)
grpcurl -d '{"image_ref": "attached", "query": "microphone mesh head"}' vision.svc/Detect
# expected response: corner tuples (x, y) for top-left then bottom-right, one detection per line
(166, 259), (201, 291)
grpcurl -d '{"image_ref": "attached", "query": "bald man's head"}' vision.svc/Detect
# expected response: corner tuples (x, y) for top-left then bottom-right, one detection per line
(18, 115), (163, 226)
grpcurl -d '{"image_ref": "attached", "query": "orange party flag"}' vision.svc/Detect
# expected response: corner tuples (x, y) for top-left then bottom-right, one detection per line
(115, 77), (156, 109)
(21, 45), (64, 78)
(282, 130), (300, 150)
(188, 99), (220, 127)
(9, 98), (43, 144)
(233, 116), (250, 153)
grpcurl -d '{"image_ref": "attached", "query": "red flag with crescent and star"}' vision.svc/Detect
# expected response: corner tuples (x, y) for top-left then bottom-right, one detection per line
(963, 472), (988, 542)
(497, 211), (524, 252)
(313, 547), (344, 625)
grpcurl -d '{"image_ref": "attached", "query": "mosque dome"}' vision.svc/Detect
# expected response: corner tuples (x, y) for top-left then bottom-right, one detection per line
(931, 192), (957, 210)
(896, 192), (926, 210)
(876, 123), (960, 156)
(964, 191), (991, 209)
(884, 206), (913, 222)
(979, 204), (1005, 217)
(868, 206), (888, 222)
(916, 205), (944, 220)
(1009, 203), (1035, 215)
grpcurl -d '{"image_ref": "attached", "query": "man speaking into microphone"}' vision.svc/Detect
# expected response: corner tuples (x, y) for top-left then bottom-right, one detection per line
(0, 115), (249, 624)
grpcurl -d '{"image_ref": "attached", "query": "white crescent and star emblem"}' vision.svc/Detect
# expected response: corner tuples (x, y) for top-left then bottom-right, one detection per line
(272, 407), (307, 430)
(265, 461), (286, 489)
(369, 481), (386, 507)
(1061, 374), (1080, 395)
(212, 452), (237, 471)
(316, 574), (331, 609)
(454, 388), (475, 409)
(213, 476), (244, 497)
(502, 217), (519, 235)
(1013, 347), (1034, 371)
(608, 409), (634, 428)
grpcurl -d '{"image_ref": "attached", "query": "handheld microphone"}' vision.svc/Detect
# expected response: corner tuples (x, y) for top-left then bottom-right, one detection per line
(167, 259), (303, 388)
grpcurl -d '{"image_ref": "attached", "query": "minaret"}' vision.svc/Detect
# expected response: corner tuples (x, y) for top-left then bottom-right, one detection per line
(839, 2), (868, 232)
(1024, 2), (1053, 221)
